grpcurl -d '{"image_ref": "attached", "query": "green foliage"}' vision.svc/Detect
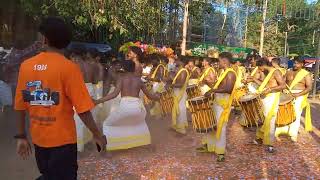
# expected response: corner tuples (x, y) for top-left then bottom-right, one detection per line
(19, 0), (319, 56)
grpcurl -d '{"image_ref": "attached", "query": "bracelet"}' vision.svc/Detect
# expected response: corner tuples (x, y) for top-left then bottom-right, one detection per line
(14, 134), (27, 139)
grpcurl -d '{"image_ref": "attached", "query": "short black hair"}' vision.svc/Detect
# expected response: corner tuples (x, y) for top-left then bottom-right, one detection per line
(129, 46), (143, 61)
(219, 52), (233, 62)
(122, 60), (135, 72)
(39, 17), (71, 49)
(256, 57), (271, 67)
(271, 57), (281, 65)
(203, 57), (213, 64)
(293, 56), (304, 64)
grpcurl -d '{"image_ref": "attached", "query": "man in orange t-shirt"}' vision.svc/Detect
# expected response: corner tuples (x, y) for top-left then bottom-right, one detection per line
(14, 17), (107, 180)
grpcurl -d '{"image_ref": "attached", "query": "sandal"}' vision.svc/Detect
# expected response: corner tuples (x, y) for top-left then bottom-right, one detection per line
(266, 146), (275, 153)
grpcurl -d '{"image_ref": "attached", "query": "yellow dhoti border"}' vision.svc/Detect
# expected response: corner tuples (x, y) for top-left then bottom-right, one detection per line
(171, 68), (190, 134)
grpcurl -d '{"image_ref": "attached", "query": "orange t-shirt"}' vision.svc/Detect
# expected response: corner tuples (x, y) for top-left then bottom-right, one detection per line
(15, 52), (94, 148)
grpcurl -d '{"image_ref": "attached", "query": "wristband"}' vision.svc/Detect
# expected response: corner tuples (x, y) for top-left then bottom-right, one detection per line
(14, 134), (27, 139)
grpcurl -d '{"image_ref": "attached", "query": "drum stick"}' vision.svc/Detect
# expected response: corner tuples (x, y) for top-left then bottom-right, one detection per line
(285, 84), (294, 97)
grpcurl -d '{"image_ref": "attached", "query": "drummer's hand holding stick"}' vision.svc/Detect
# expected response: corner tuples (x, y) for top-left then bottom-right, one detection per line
(204, 89), (214, 98)
(284, 84), (296, 98)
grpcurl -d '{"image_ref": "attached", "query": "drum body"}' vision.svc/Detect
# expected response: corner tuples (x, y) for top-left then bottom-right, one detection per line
(188, 96), (215, 133)
(186, 84), (201, 99)
(159, 88), (174, 115)
(276, 94), (295, 127)
(233, 86), (248, 106)
(143, 82), (153, 105)
(239, 94), (264, 127)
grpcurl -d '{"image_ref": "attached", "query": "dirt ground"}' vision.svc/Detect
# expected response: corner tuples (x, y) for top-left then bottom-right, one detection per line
(1, 100), (320, 180)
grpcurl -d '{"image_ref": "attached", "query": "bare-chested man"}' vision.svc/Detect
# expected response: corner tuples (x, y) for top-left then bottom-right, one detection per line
(275, 57), (312, 142)
(167, 59), (189, 135)
(185, 58), (201, 85)
(95, 60), (159, 151)
(198, 57), (217, 95)
(201, 52), (236, 162)
(127, 46), (143, 77)
(253, 58), (285, 153)
(70, 48), (99, 151)
(244, 55), (262, 93)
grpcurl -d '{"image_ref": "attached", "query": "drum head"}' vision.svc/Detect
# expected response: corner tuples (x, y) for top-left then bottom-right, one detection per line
(279, 93), (294, 105)
(239, 94), (257, 102)
(187, 84), (197, 89)
(188, 96), (209, 104)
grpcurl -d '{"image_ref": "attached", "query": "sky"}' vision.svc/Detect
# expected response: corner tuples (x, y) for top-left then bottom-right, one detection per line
(307, 0), (317, 4)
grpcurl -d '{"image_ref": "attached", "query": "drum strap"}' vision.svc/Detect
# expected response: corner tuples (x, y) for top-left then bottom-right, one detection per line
(198, 67), (215, 83)
(151, 64), (167, 79)
(278, 68), (286, 76)
(257, 68), (276, 93)
(250, 67), (258, 76)
(289, 69), (312, 132)
(191, 66), (198, 73)
(213, 68), (237, 139)
(172, 68), (190, 126)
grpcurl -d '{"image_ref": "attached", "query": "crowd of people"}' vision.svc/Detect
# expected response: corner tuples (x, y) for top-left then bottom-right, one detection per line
(0, 17), (314, 179)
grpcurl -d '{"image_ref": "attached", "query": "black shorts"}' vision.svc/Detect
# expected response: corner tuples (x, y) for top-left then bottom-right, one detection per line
(34, 144), (78, 180)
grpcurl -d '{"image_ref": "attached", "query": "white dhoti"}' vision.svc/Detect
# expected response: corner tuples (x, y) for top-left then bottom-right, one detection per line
(103, 97), (151, 151)
(256, 92), (280, 145)
(75, 83), (96, 152)
(205, 93), (229, 154)
(171, 88), (188, 134)
(275, 90), (304, 141)
(94, 81), (106, 126)
(105, 85), (121, 115)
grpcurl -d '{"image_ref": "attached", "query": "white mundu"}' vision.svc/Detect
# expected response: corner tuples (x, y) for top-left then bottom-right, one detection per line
(172, 87), (188, 134)
(103, 97), (151, 151)
(205, 93), (229, 154)
(256, 92), (280, 145)
(75, 83), (96, 152)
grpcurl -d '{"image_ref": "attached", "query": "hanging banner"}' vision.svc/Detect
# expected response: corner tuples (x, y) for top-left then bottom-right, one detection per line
(186, 42), (255, 61)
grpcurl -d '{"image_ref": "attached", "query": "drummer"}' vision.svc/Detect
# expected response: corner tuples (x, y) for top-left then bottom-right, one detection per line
(200, 52), (237, 162)
(146, 56), (168, 117)
(167, 59), (190, 134)
(198, 58), (217, 95)
(238, 57), (265, 126)
(252, 58), (285, 153)
(186, 58), (201, 85)
(275, 57), (312, 142)
(244, 55), (262, 93)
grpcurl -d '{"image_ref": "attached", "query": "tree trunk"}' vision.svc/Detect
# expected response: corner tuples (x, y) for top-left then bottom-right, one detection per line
(181, 0), (189, 56)
(244, 6), (249, 48)
(312, 33), (320, 99)
(259, 0), (268, 56)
